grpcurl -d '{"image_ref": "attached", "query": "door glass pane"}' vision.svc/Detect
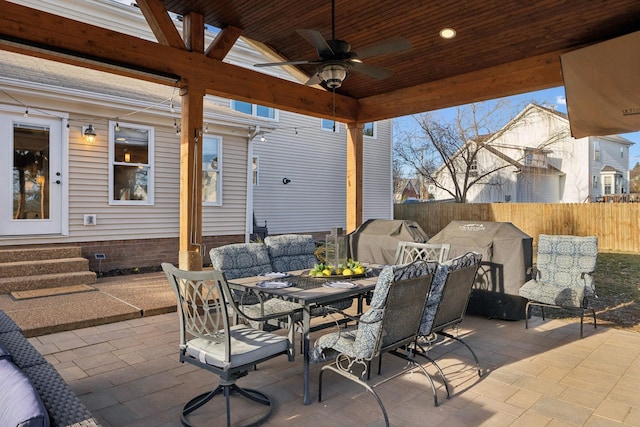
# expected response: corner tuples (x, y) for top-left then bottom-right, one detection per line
(13, 125), (50, 220)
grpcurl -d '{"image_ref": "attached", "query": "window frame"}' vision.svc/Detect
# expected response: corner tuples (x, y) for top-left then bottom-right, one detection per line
(108, 120), (154, 205)
(321, 118), (339, 132)
(363, 122), (376, 138)
(230, 100), (278, 121)
(202, 135), (223, 206)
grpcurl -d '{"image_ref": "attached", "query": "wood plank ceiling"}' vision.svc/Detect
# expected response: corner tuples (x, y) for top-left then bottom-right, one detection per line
(159, 0), (640, 119)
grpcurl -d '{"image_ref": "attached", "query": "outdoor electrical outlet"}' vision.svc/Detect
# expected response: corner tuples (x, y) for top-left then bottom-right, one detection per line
(83, 214), (97, 226)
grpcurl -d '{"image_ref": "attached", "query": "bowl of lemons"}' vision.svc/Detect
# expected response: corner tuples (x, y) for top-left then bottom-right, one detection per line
(307, 259), (367, 278)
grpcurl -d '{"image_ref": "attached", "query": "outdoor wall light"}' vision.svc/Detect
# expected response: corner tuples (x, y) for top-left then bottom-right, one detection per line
(282, 177), (291, 185)
(83, 124), (96, 143)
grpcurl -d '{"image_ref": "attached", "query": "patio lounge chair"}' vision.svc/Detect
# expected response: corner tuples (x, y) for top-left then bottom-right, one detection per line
(162, 263), (293, 427)
(312, 260), (439, 426)
(518, 234), (598, 338)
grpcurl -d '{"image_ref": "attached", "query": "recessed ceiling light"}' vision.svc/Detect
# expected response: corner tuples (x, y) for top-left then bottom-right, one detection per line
(439, 28), (456, 39)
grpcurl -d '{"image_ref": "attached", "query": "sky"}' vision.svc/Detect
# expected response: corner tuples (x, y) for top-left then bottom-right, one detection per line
(394, 86), (640, 165)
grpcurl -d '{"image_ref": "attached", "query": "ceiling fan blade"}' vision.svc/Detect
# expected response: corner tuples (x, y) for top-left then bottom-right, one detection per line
(255, 59), (316, 67)
(351, 62), (395, 79)
(297, 29), (334, 57)
(304, 73), (323, 86)
(353, 37), (412, 59)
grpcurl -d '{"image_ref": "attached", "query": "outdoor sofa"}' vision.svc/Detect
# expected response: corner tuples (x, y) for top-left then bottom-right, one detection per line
(0, 309), (100, 427)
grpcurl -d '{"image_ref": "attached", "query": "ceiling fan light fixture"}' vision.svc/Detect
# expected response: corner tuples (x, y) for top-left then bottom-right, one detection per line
(318, 63), (348, 89)
(439, 28), (457, 39)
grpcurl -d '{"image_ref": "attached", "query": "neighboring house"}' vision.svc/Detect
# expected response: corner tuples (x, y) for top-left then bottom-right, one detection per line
(394, 178), (422, 202)
(0, 0), (393, 271)
(430, 103), (633, 203)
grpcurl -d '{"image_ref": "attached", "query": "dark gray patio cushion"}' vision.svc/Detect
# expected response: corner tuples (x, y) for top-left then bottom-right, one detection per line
(264, 234), (317, 272)
(209, 243), (273, 279)
(0, 340), (11, 360)
(0, 359), (50, 427)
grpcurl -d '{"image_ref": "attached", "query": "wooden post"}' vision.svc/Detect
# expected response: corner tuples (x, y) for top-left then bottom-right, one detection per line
(178, 12), (205, 270)
(346, 122), (364, 233)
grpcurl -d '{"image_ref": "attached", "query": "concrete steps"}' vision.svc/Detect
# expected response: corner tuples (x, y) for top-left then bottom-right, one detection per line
(0, 247), (96, 294)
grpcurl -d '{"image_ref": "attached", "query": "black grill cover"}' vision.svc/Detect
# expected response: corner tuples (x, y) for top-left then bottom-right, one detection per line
(428, 221), (533, 320)
(348, 219), (429, 264)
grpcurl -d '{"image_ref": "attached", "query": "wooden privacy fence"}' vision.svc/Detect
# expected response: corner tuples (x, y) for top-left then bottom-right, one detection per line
(394, 203), (640, 253)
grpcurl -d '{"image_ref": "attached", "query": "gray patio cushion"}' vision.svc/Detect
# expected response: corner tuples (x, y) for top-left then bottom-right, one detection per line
(264, 235), (317, 272)
(209, 243), (273, 280)
(185, 324), (289, 370)
(0, 359), (50, 427)
(519, 235), (598, 307)
(418, 252), (481, 336)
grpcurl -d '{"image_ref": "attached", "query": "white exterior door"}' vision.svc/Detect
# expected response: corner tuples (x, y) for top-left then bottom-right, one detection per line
(1, 110), (64, 235)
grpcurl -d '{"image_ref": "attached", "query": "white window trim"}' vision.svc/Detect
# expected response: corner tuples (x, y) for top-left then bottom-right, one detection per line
(108, 120), (154, 205)
(202, 135), (223, 206)
(230, 100), (279, 121)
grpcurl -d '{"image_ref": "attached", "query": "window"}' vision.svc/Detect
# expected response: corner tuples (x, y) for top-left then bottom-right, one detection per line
(202, 136), (222, 205)
(109, 121), (153, 204)
(592, 175), (598, 188)
(603, 175), (612, 194)
(523, 149), (547, 167)
(231, 100), (276, 120)
(252, 156), (259, 185)
(363, 122), (376, 138)
(594, 140), (600, 161)
(621, 146), (625, 158)
(321, 118), (338, 132)
(469, 158), (478, 176)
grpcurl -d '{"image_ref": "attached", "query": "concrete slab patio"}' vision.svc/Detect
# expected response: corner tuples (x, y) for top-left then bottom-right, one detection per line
(1, 272), (639, 426)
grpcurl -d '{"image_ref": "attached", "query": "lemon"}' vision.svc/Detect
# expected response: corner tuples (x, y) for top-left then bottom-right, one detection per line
(353, 266), (364, 275)
(322, 269), (332, 276)
(342, 269), (353, 276)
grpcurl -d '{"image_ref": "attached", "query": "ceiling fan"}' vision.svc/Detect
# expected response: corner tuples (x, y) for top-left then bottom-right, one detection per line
(254, 0), (411, 89)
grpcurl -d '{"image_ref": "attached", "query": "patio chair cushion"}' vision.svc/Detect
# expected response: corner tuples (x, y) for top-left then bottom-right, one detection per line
(418, 252), (482, 336)
(264, 235), (317, 272)
(209, 243), (273, 280)
(519, 235), (598, 307)
(0, 359), (50, 427)
(185, 324), (289, 370)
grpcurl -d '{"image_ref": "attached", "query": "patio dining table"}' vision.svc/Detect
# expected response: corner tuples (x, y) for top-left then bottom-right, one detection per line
(229, 267), (381, 404)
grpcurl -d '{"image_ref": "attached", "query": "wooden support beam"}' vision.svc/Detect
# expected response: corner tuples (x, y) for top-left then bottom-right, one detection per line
(177, 12), (205, 271)
(0, 1), (357, 122)
(136, 0), (185, 49)
(346, 123), (364, 233)
(357, 51), (565, 123)
(206, 26), (242, 60)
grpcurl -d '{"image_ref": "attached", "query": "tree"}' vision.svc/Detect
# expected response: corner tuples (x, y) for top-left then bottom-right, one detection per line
(394, 101), (567, 203)
(630, 162), (640, 193)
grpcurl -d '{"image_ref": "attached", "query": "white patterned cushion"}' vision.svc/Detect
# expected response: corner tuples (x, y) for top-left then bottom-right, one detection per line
(519, 235), (597, 307)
